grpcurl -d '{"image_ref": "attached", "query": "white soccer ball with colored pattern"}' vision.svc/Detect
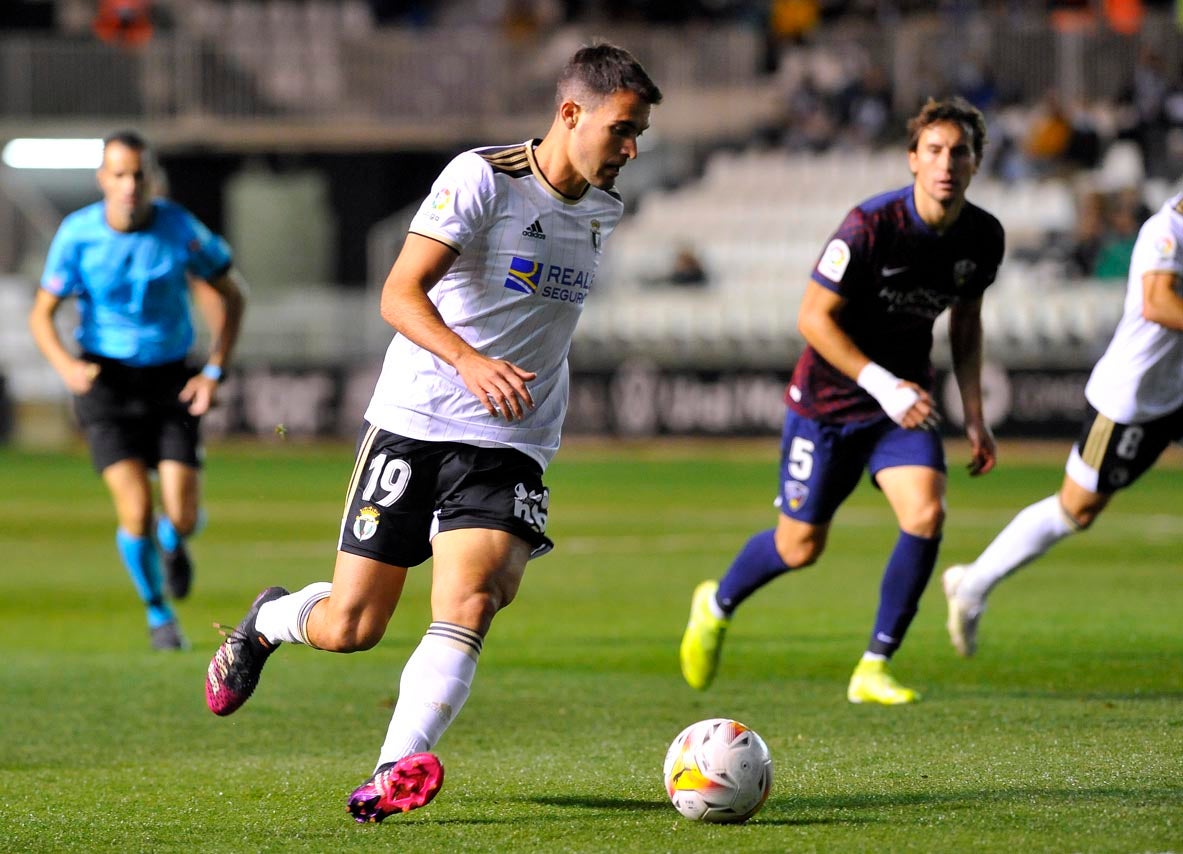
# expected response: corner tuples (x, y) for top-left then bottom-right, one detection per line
(662, 718), (773, 823)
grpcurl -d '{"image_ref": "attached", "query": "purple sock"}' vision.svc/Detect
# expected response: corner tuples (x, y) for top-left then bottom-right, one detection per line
(716, 529), (791, 613)
(867, 531), (941, 657)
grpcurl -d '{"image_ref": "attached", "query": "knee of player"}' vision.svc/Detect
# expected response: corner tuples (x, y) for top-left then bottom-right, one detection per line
(774, 531), (825, 568)
(901, 501), (946, 538)
(316, 613), (387, 652)
(172, 511), (201, 537)
(441, 590), (506, 633)
(1065, 504), (1101, 530)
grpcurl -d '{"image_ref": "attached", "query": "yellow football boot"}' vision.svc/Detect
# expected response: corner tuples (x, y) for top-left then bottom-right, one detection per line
(679, 580), (730, 691)
(847, 658), (920, 705)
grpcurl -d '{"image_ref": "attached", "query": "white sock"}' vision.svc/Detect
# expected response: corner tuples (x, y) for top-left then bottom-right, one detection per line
(376, 622), (482, 770)
(959, 495), (1080, 603)
(255, 582), (333, 646)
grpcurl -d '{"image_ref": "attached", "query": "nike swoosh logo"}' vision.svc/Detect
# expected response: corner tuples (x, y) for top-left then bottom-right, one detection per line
(881, 266), (909, 277)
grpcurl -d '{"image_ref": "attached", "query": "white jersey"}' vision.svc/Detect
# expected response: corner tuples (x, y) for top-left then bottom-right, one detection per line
(364, 141), (622, 469)
(1085, 193), (1183, 424)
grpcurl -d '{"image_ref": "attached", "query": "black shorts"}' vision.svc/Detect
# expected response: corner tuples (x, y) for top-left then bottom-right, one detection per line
(1069, 402), (1183, 493)
(74, 355), (202, 473)
(338, 423), (554, 568)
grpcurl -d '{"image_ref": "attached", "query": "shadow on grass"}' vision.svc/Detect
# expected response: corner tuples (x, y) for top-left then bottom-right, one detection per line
(950, 687), (1183, 703)
(528, 795), (669, 811)
(522, 794), (874, 827)
(515, 782), (1183, 825)
(781, 784), (1183, 813)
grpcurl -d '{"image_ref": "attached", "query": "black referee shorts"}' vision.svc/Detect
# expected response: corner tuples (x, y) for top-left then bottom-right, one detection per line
(74, 354), (202, 473)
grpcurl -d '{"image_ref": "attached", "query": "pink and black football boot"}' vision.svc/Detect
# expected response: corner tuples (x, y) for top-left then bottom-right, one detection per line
(347, 753), (445, 823)
(205, 586), (289, 715)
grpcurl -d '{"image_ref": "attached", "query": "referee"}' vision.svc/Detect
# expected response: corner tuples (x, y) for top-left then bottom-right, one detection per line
(29, 130), (246, 649)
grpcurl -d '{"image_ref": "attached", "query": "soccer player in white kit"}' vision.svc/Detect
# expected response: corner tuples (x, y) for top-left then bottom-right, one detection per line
(942, 192), (1183, 658)
(204, 43), (661, 822)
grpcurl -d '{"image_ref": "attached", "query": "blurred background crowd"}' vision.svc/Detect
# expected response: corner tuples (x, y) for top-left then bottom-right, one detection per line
(2, 0), (1182, 442)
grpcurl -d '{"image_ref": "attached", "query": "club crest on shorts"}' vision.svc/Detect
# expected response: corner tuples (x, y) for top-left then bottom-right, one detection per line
(353, 505), (381, 541)
(512, 482), (549, 534)
(784, 480), (809, 511)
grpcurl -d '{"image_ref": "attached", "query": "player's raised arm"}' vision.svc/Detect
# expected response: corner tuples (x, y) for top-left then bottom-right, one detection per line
(379, 233), (536, 421)
(796, 281), (936, 429)
(949, 295), (996, 476)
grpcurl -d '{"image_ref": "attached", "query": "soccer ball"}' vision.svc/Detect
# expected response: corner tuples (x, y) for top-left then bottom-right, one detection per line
(662, 718), (773, 823)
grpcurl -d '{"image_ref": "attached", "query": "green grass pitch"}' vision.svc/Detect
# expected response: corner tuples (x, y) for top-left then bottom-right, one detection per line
(1, 439), (1180, 852)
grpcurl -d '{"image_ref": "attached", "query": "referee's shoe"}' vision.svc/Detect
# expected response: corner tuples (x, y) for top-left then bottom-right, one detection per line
(162, 541), (193, 600)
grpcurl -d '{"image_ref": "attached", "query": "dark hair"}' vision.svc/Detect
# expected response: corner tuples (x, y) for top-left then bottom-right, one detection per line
(555, 43), (663, 109)
(906, 97), (987, 164)
(102, 129), (150, 153)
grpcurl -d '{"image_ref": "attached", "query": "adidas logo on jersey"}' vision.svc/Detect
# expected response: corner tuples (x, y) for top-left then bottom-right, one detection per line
(522, 219), (546, 239)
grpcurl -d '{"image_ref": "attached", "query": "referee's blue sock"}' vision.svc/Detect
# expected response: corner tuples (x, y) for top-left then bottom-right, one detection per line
(116, 529), (173, 629)
(867, 530), (941, 657)
(156, 510), (206, 552)
(155, 516), (181, 553)
(716, 529), (792, 613)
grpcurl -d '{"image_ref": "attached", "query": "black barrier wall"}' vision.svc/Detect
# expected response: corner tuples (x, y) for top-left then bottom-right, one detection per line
(194, 362), (1092, 441)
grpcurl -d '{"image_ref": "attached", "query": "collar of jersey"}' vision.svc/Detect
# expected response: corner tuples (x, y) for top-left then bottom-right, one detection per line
(526, 139), (589, 206)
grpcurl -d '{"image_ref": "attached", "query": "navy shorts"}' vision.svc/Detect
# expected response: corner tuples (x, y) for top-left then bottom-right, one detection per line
(74, 355), (201, 473)
(1066, 402), (1183, 494)
(338, 423), (554, 568)
(777, 408), (946, 524)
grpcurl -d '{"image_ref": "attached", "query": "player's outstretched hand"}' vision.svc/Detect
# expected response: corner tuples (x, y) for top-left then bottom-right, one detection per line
(965, 421), (997, 476)
(893, 383), (941, 432)
(179, 373), (218, 416)
(455, 351), (537, 421)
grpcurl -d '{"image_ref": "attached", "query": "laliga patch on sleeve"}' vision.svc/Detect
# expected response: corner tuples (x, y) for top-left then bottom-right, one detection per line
(428, 187), (455, 213)
(817, 239), (851, 283)
(1153, 233), (1176, 263)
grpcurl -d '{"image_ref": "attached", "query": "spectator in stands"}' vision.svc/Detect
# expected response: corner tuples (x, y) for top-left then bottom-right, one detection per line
(769, 0), (820, 47)
(1065, 189), (1108, 278)
(1093, 188), (1148, 280)
(776, 72), (840, 153)
(838, 62), (894, 148)
(680, 96), (1003, 706)
(667, 245), (709, 287)
(28, 130), (246, 650)
(1023, 89), (1073, 175)
(1118, 47), (1171, 178)
(955, 58), (1000, 115)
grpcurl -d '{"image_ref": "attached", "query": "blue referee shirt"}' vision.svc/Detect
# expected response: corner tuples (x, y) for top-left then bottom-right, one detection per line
(41, 198), (233, 366)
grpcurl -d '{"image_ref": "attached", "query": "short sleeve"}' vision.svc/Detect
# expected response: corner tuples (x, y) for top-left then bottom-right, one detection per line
(1133, 215), (1183, 277)
(407, 152), (494, 253)
(971, 215), (1006, 296)
(811, 208), (871, 296)
(180, 210), (233, 281)
(41, 222), (83, 298)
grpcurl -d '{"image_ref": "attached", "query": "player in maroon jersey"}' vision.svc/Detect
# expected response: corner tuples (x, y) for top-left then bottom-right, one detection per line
(681, 97), (1004, 704)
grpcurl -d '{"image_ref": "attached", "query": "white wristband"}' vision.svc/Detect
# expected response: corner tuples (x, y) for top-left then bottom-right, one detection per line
(857, 362), (918, 425)
(856, 362), (900, 400)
